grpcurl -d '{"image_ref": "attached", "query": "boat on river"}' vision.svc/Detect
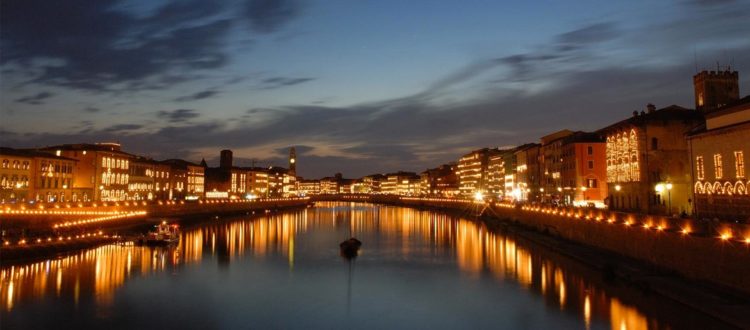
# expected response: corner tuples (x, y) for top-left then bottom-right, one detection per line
(339, 237), (362, 258)
(138, 221), (180, 246)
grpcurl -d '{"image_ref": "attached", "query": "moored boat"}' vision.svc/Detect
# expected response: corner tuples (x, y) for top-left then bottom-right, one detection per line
(140, 221), (180, 246)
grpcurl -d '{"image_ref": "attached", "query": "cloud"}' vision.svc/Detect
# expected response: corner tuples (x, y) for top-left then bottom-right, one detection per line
(157, 109), (201, 123)
(14, 91), (54, 105)
(683, 0), (737, 7)
(83, 107), (101, 113)
(557, 22), (619, 46)
(104, 124), (143, 133)
(244, 0), (300, 33)
(174, 90), (220, 102)
(258, 77), (315, 90)
(0, 0), (299, 92)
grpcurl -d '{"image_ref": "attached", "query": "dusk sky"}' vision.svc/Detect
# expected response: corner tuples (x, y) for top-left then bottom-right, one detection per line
(1, 0), (749, 178)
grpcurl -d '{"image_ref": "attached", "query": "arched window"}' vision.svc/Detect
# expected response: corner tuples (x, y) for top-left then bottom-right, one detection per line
(724, 182), (734, 195)
(713, 182), (723, 194)
(694, 182), (704, 194)
(735, 181), (746, 195)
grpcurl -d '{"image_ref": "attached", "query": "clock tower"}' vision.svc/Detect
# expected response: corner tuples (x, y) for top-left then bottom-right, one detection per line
(289, 147), (296, 176)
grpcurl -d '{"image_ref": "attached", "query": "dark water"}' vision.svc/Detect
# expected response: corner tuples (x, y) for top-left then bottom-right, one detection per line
(0, 202), (729, 329)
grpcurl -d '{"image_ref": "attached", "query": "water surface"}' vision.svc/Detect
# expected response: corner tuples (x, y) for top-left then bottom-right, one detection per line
(0, 202), (729, 329)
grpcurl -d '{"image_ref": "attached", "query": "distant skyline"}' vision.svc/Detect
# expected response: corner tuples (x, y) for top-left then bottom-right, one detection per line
(2, 0), (749, 178)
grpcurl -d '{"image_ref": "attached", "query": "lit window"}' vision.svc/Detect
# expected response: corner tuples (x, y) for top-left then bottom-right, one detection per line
(714, 154), (723, 179)
(736, 151), (745, 179)
(696, 156), (704, 180)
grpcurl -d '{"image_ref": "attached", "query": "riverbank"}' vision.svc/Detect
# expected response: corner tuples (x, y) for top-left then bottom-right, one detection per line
(0, 198), (311, 263)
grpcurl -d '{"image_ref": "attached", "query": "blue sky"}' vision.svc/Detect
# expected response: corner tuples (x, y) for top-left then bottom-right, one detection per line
(1, 0), (749, 178)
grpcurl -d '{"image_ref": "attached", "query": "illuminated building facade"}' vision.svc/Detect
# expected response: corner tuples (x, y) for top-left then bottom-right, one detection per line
(514, 144), (541, 202)
(297, 180), (320, 195)
(601, 104), (704, 214)
(383, 172), (420, 195)
(487, 152), (506, 199)
(242, 168), (269, 198)
(362, 174), (385, 194)
(457, 148), (497, 197)
(320, 175), (340, 194)
(40, 143), (131, 202)
(420, 164), (458, 197)
(540, 130), (575, 204)
(688, 96), (750, 220)
(0, 148), (80, 203)
(160, 159), (204, 200)
(128, 158), (156, 200)
(267, 166), (296, 197)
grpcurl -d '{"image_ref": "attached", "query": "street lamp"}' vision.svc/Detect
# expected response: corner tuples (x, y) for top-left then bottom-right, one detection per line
(665, 182), (673, 215)
(655, 183), (666, 214)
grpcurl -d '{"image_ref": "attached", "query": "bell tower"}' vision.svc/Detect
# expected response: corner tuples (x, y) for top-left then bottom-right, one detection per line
(693, 68), (739, 111)
(289, 147), (296, 176)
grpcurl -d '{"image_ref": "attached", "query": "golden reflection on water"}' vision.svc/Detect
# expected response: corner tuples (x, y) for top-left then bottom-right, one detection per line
(1, 202), (653, 329)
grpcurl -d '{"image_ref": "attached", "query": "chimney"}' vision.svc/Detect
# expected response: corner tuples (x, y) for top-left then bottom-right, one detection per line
(632, 110), (639, 118)
(646, 103), (656, 113)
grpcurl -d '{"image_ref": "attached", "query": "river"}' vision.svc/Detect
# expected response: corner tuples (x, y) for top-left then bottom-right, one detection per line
(0, 202), (730, 329)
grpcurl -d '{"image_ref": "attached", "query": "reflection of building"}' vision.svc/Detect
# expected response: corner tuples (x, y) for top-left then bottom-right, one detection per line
(600, 104), (703, 214)
(40, 143), (132, 202)
(688, 96), (749, 221)
(0, 147), (81, 203)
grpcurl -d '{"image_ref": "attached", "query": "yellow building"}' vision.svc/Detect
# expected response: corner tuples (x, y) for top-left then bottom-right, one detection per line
(0, 148), (80, 203)
(688, 96), (750, 221)
(40, 143), (132, 202)
(600, 105), (704, 215)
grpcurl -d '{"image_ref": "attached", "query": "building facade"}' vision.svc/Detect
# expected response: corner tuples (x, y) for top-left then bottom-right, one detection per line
(689, 96), (750, 221)
(601, 105), (704, 215)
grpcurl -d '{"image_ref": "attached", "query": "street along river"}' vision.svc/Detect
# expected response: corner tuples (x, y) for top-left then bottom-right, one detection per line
(0, 202), (733, 329)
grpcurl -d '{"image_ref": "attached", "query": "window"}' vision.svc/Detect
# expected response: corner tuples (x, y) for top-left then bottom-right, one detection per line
(714, 154), (723, 179)
(587, 146), (593, 155)
(588, 160), (594, 169)
(696, 156), (704, 180)
(651, 138), (658, 150)
(587, 178), (597, 188)
(1, 159), (7, 168)
(736, 151), (745, 179)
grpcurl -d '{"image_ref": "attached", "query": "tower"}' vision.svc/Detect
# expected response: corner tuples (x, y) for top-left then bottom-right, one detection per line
(693, 69), (739, 111)
(289, 147), (296, 176)
(220, 149), (233, 169)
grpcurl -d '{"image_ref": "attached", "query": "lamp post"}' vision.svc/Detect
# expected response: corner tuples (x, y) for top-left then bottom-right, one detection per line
(665, 182), (673, 215)
(655, 183), (665, 214)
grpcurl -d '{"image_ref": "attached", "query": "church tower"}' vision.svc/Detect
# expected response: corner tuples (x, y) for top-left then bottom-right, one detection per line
(693, 68), (739, 111)
(289, 147), (296, 176)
